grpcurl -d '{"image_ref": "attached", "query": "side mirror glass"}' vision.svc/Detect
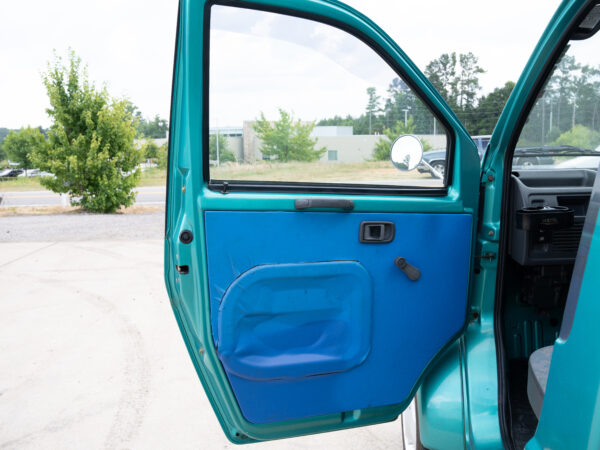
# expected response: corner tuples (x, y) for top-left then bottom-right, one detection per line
(390, 135), (424, 171)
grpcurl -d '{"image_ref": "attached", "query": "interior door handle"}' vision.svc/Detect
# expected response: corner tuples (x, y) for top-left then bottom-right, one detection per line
(394, 257), (421, 281)
(359, 221), (395, 243)
(295, 198), (354, 211)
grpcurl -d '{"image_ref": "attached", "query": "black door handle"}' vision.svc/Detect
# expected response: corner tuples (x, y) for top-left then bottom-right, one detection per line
(359, 221), (395, 243)
(295, 198), (354, 211)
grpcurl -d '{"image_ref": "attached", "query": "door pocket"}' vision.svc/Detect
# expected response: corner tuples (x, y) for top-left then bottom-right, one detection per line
(217, 261), (373, 381)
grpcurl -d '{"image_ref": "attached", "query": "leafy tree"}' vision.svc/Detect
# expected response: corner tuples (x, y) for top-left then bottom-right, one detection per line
(2, 127), (47, 171)
(253, 109), (325, 162)
(366, 87), (382, 134)
(457, 53), (485, 110)
(317, 114), (355, 128)
(209, 133), (236, 163)
(34, 50), (143, 213)
(124, 102), (168, 139)
(0, 128), (15, 162)
(141, 139), (160, 160)
(426, 52), (484, 131)
(157, 142), (168, 169)
(553, 125), (600, 149)
(426, 53), (459, 108)
(471, 81), (515, 135)
(373, 116), (431, 161)
(519, 54), (600, 145)
(139, 114), (168, 139)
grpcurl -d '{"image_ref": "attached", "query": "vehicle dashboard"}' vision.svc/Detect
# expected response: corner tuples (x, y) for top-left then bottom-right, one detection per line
(509, 168), (595, 266)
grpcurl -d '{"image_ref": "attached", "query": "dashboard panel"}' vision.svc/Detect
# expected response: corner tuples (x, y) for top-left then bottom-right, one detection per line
(509, 169), (595, 265)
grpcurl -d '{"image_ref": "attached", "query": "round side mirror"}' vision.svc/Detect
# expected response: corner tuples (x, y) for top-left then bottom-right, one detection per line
(390, 135), (424, 171)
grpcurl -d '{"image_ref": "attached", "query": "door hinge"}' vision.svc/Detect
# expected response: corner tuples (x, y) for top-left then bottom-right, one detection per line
(475, 252), (496, 261)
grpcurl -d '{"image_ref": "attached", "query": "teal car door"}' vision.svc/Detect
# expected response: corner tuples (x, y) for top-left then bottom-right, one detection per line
(164, 0), (480, 443)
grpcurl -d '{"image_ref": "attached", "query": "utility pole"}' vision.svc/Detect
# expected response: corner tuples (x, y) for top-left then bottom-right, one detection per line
(542, 97), (546, 145)
(215, 120), (220, 166)
(402, 108), (410, 127)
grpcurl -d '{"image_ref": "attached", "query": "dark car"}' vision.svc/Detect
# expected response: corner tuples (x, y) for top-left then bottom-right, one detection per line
(418, 136), (556, 178)
(0, 168), (23, 180)
(417, 135), (490, 178)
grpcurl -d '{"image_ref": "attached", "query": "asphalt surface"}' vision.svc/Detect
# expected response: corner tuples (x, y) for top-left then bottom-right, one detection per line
(0, 212), (164, 242)
(0, 213), (403, 449)
(0, 186), (166, 207)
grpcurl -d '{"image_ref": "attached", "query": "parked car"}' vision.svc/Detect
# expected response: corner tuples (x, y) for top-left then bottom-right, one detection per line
(164, 1), (600, 449)
(0, 168), (23, 179)
(418, 137), (557, 178)
(17, 169), (40, 177)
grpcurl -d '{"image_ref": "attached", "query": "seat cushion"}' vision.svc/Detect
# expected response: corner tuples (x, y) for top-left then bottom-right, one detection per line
(527, 345), (554, 419)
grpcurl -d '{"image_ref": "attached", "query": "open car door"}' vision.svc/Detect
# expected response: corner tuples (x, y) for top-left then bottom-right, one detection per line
(165, 0), (481, 443)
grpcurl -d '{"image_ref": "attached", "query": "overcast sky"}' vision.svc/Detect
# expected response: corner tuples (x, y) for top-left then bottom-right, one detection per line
(1, 0), (560, 129)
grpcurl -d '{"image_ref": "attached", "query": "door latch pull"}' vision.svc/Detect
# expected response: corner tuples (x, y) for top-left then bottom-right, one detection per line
(394, 257), (420, 281)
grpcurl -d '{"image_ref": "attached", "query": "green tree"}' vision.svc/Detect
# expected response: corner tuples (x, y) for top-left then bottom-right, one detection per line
(426, 53), (459, 108)
(0, 128), (13, 160)
(253, 109), (326, 162)
(366, 87), (382, 134)
(2, 127), (47, 172)
(139, 114), (168, 139)
(472, 81), (515, 135)
(157, 142), (168, 169)
(34, 50), (143, 213)
(209, 133), (236, 163)
(373, 116), (432, 161)
(553, 124), (600, 149)
(426, 52), (484, 132)
(124, 102), (168, 139)
(141, 139), (160, 160)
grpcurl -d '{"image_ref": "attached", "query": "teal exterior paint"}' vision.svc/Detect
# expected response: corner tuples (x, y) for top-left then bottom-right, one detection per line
(526, 206), (600, 449)
(417, 343), (465, 449)
(165, 0), (481, 444)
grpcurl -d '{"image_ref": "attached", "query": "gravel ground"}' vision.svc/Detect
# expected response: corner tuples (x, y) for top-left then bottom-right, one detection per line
(0, 212), (164, 242)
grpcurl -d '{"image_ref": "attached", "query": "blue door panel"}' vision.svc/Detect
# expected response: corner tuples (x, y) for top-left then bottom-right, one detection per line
(205, 211), (472, 424)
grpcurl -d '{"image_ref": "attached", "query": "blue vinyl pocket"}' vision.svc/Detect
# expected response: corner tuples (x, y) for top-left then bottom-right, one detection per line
(217, 261), (373, 381)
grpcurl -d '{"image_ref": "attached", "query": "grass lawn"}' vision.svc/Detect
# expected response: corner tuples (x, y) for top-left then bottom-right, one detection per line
(211, 160), (438, 185)
(0, 168), (169, 192)
(1, 161), (438, 193)
(137, 168), (168, 187)
(0, 177), (43, 192)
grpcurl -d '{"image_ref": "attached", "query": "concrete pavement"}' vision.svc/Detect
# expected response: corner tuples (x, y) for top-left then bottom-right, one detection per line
(0, 237), (402, 449)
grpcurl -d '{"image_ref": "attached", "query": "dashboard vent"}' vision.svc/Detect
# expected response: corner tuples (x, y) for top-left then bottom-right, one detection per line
(551, 223), (584, 253)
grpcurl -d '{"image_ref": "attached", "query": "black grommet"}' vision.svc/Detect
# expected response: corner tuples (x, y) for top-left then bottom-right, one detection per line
(179, 230), (194, 244)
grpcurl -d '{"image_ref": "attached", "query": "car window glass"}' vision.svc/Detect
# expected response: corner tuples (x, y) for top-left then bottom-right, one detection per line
(208, 5), (449, 188)
(515, 32), (600, 170)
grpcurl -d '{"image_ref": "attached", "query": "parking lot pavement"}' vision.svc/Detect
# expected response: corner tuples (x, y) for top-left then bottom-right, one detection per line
(0, 238), (402, 449)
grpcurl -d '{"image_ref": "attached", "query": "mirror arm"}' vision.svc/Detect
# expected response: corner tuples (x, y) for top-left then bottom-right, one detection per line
(419, 159), (443, 179)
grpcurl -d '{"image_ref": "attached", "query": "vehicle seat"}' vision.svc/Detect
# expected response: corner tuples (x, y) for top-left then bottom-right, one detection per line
(527, 345), (553, 419)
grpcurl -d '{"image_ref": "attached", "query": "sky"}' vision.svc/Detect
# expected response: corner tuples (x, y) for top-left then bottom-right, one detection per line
(0, 0), (561, 129)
